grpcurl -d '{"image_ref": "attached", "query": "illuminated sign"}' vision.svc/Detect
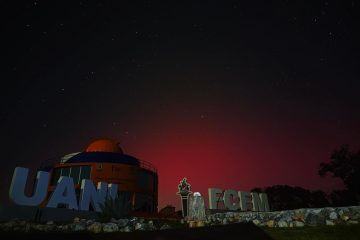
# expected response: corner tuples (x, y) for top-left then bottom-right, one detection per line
(9, 167), (118, 212)
(208, 188), (269, 212)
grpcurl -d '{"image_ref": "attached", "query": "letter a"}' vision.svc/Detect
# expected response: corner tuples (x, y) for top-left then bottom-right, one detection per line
(47, 176), (78, 210)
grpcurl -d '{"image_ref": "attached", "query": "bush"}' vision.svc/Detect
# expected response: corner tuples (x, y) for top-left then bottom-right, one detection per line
(98, 193), (132, 222)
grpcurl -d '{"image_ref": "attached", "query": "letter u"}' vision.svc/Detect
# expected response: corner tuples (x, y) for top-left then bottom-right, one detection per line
(9, 167), (49, 206)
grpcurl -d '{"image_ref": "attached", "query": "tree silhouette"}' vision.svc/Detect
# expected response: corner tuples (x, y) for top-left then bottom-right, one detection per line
(251, 185), (329, 211)
(319, 144), (360, 205)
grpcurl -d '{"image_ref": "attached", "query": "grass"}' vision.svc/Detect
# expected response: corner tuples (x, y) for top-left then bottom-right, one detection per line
(262, 224), (360, 240)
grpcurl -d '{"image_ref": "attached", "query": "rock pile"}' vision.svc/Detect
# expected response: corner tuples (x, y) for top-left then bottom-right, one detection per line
(205, 206), (360, 227)
(1, 206), (359, 232)
(0, 217), (171, 233)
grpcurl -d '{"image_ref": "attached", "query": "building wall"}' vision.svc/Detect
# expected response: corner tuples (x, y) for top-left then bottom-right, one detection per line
(48, 162), (158, 212)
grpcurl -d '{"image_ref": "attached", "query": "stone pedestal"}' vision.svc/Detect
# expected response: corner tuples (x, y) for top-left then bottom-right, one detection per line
(176, 178), (192, 218)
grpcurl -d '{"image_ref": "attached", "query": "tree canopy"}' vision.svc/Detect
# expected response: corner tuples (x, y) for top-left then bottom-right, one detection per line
(319, 144), (360, 204)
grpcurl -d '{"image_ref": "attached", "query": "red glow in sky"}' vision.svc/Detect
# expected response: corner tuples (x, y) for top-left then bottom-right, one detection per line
(120, 106), (349, 210)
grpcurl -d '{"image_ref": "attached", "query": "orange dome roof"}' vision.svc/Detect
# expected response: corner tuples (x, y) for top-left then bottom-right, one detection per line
(85, 138), (123, 153)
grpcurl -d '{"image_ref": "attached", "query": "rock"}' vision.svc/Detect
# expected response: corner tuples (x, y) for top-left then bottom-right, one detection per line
(160, 224), (171, 230)
(252, 219), (261, 226)
(117, 219), (129, 228)
(120, 226), (131, 232)
(103, 223), (119, 233)
(56, 225), (65, 231)
(341, 215), (350, 221)
(294, 221), (304, 227)
(73, 217), (80, 223)
(347, 220), (358, 224)
(25, 223), (31, 232)
(329, 212), (338, 220)
(305, 212), (326, 226)
(71, 223), (86, 232)
(46, 221), (54, 225)
(86, 219), (95, 225)
(3, 220), (17, 229)
(312, 209), (322, 214)
(277, 220), (288, 228)
(130, 217), (138, 223)
(32, 224), (52, 232)
(18, 220), (27, 226)
(147, 221), (157, 231)
(266, 220), (275, 227)
(222, 218), (228, 225)
(292, 212), (305, 221)
(134, 222), (145, 231)
(197, 221), (206, 227)
(226, 212), (234, 218)
(326, 220), (335, 226)
(188, 221), (197, 228)
(88, 222), (102, 233)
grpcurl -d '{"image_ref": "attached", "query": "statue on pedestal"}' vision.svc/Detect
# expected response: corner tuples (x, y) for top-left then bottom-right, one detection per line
(176, 177), (192, 217)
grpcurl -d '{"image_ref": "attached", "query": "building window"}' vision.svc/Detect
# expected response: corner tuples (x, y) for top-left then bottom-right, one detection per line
(50, 168), (61, 186)
(70, 166), (80, 184)
(52, 166), (91, 186)
(60, 167), (70, 177)
(80, 166), (91, 182)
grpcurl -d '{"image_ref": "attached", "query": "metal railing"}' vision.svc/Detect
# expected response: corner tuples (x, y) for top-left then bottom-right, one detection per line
(40, 155), (157, 173)
(138, 159), (158, 173)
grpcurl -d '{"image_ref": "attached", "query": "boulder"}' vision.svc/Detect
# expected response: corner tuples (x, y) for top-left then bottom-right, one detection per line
(294, 221), (304, 227)
(116, 219), (129, 228)
(134, 222), (146, 231)
(252, 219), (261, 226)
(147, 220), (157, 231)
(305, 212), (326, 226)
(160, 224), (171, 230)
(71, 223), (86, 232)
(329, 212), (338, 220)
(120, 226), (131, 232)
(87, 222), (102, 233)
(266, 220), (275, 227)
(103, 222), (119, 233)
(277, 220), (288, 228)
(326, 220), (335, 226)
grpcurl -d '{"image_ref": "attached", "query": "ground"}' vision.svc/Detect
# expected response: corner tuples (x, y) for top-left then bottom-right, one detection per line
(1, 222), (359, 239)
(263, 224), (360, 240)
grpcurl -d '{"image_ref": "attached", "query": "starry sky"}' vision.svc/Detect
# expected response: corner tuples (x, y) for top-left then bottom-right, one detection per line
(1, 1), (360, 209)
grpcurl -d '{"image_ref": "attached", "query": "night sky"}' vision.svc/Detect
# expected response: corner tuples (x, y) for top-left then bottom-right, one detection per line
(1, 1), (360, 209)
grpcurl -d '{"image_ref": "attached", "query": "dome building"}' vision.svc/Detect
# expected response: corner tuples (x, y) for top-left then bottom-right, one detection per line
(45, 138), (158, 212)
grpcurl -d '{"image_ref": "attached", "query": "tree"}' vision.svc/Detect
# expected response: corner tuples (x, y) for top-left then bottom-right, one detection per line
(319, 144), (360, 205)
(251, 185), (329, 211)
(329, 189), (358, 207)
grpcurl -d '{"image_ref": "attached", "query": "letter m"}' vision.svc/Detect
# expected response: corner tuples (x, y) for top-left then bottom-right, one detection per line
(251, 192), (270, 212)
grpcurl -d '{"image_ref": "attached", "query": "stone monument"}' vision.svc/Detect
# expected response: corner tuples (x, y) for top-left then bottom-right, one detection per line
(188, 192), (206, 221)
